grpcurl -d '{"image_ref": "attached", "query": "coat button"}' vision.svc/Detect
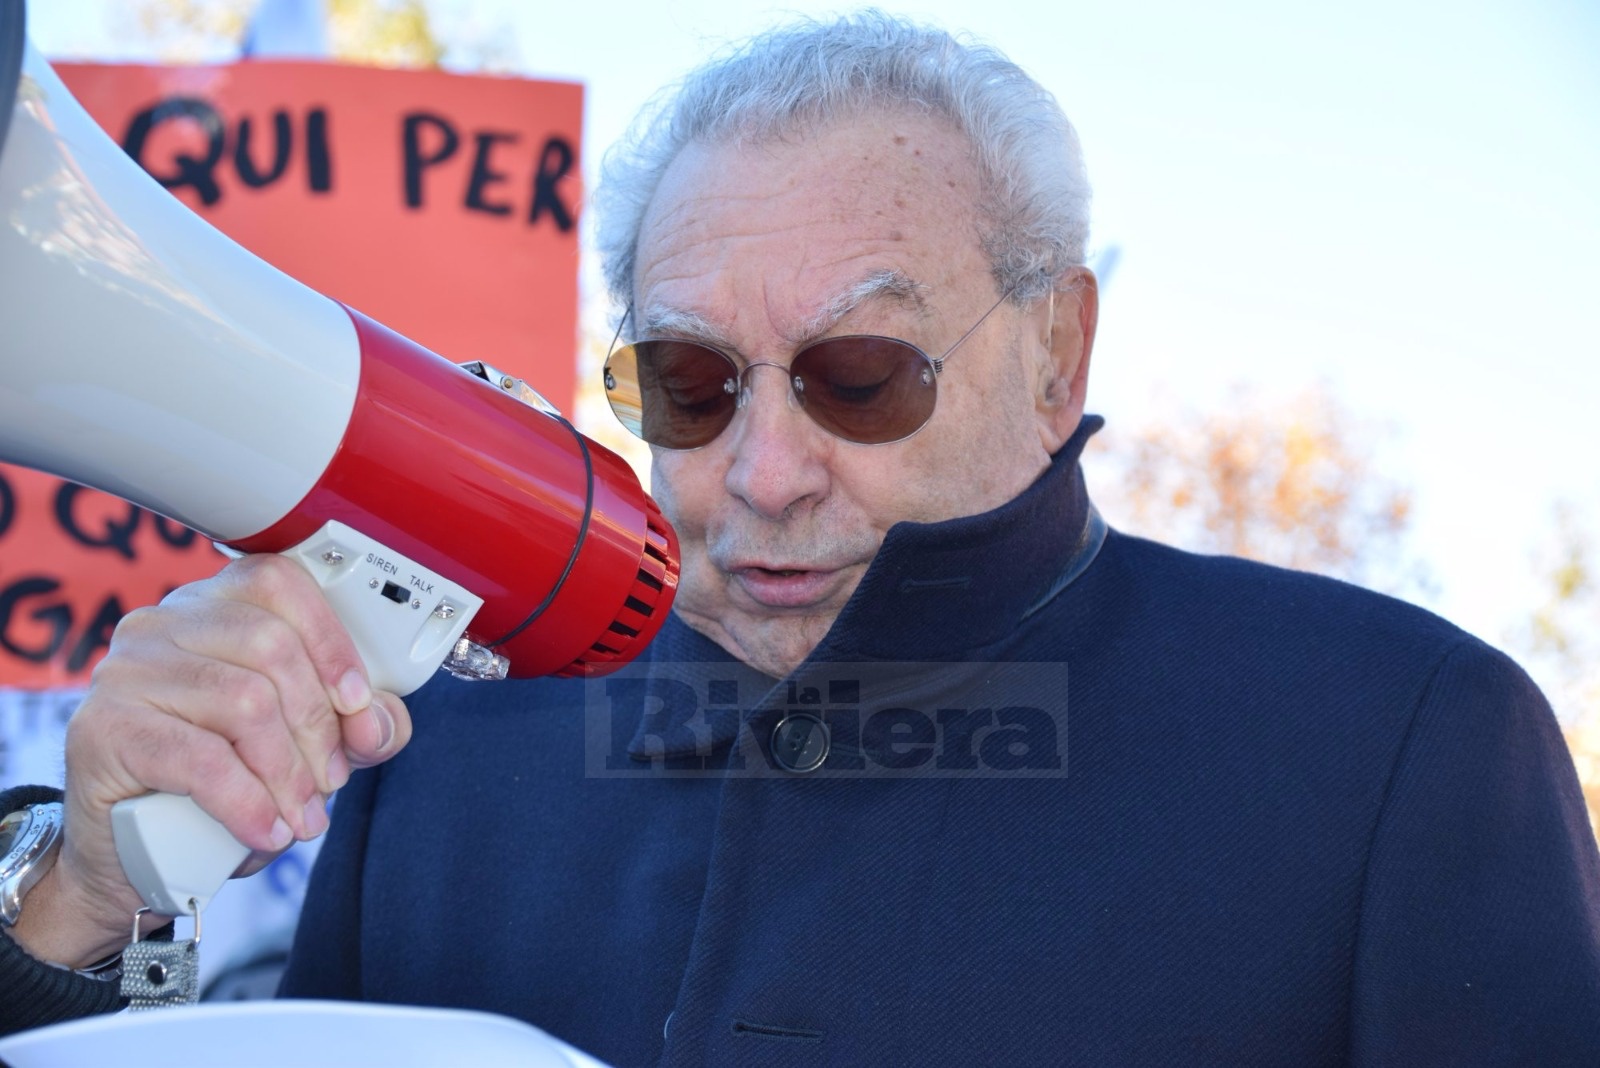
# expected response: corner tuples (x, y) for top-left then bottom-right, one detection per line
(771, 713), (828, 773)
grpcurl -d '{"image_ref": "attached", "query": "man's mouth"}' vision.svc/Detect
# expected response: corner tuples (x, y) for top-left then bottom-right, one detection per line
(730, 564), (846, 608)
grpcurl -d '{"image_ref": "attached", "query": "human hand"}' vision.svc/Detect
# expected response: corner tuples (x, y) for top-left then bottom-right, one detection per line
(7, 553), (412, 968)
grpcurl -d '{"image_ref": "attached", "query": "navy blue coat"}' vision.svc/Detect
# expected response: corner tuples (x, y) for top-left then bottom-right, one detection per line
(282, 423), (1600, 1064)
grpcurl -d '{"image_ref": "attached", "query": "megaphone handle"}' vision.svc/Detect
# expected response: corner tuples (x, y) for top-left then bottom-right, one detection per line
(109, 793), (251, 916)
(108, 520), (488, 915)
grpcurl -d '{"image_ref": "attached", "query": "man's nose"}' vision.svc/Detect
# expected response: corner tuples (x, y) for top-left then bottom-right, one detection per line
(722, 365), (830, 521)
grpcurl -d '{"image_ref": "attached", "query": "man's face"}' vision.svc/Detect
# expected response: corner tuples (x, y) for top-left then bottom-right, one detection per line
(633, 110), (1089, 676)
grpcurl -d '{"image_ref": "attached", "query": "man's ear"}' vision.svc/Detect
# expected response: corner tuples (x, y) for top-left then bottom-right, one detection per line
(1033, 267), (1098, 453)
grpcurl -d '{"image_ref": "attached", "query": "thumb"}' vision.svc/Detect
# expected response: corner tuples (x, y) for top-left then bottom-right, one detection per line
(342, 691), (412, 770)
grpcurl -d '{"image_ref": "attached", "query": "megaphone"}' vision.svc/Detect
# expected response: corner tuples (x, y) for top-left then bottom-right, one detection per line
(0, 3), (678, 915)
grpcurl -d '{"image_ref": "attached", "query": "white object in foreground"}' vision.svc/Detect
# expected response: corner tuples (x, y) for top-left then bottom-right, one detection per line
(0, 999), (613, 1068)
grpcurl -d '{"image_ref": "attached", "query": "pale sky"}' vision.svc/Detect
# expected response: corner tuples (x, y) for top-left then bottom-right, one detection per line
(25, 0), (1600, 706)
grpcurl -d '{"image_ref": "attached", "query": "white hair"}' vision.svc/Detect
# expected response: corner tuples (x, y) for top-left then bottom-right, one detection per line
(594, 10), (1092, 310)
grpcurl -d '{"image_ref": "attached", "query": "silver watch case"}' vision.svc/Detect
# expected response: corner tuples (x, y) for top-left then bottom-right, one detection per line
(0, 802), (65, 926)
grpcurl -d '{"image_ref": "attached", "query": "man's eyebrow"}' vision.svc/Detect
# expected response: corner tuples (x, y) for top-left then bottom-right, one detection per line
(635, 306), (732, 348)
(799, 269), (928, 339)
(636, 269), (929, 351)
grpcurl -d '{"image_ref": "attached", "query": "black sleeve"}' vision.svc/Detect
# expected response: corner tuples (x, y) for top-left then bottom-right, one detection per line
(0, 785), (123, 1038)
(276, 763), (379, 999)
(1348, 639), (1600, 1061)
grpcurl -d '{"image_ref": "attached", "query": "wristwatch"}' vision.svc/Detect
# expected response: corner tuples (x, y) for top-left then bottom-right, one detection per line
(0, 790), (128, 1021)
(0, 801), (64, 926)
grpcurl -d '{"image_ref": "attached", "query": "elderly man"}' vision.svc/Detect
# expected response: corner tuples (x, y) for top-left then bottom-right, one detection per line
(4, 11), (1599, 1064)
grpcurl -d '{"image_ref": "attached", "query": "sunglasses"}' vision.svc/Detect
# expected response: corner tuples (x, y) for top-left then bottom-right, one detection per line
(602, 287), (1015, 449)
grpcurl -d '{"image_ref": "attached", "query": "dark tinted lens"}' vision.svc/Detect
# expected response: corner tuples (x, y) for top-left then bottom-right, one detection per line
(605, 339), (739, 449)
(791, 336), (936, 444)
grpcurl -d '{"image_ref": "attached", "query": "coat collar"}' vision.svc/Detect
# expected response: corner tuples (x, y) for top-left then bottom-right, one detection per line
(624, 416), (1105, 759)
(807, 414), (1104, 661)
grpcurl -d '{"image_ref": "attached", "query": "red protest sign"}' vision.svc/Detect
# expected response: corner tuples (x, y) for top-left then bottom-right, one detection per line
(0, 466), (224, 688)
(55, 59), (582, 398)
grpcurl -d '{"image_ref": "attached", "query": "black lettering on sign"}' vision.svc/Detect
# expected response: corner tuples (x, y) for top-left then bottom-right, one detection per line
(122, 97), (227, 207)
(306, 107), (332, 192)
(402, 111), (459, 208)
(0, 577), (70, 663)
(67, 595), (125, 674)
(234, 110), (293, 187)
(0, 469), (14, 540)
(123, 98), (332, 204)
(529, 136), (575, 233)
(465, 130), (518, 217)
(151, 514), (199, 550)
(53, 483), (139, 561)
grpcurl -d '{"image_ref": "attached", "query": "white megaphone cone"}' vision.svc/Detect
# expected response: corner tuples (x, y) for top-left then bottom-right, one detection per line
(0, 2), (677, 917)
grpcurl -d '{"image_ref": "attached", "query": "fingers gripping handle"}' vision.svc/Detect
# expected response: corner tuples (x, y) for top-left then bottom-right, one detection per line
(110, 521), (487, 914)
